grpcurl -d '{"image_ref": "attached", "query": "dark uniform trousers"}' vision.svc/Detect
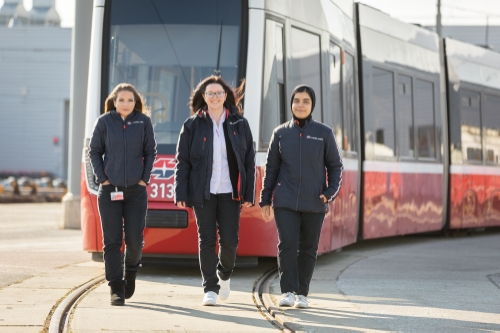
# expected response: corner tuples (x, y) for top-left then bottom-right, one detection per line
(274, 208), (325, 296)
(98, 183), (148, 282)
(193, 193), (241, 294)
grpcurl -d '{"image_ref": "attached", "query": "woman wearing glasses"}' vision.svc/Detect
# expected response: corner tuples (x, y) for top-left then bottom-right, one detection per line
(174, 75), (255, 306)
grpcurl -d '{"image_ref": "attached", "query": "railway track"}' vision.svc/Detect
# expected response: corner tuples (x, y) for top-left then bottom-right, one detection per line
(47, 275), (105, 333)
(46, 267), (300, 332)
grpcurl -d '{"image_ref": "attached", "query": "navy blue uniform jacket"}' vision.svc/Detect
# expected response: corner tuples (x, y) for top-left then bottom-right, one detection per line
(260, 119), (343, 213)
(89, 110), (157, 187)
(174, 107), (256, 208)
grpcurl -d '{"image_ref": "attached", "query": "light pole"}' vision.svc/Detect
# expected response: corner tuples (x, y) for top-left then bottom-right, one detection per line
(436, 0), (442, 37)
(61, 0), (93, 229)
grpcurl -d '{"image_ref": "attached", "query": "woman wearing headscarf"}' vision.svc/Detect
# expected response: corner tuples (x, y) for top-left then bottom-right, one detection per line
(260, 85), (343, 308)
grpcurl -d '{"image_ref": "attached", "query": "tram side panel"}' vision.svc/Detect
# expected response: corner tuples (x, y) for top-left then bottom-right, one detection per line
(238, 165), (279, 256)
(356, 4), (445, 239)
(333, 158), (359, 248)
(445, 38), (500, 229)
(362, 162), (443, 238)
(255, 0), (359, 254)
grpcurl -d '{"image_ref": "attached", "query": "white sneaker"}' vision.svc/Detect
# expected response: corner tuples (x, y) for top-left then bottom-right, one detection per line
(217, 271), (230, 301)
(202, 291), (217, 306)
(294, 295), (309, 308)
(278, 292), (295, 307)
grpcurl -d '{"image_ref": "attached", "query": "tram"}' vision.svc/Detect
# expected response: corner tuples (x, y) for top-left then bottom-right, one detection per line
(81, 0), (500, 261)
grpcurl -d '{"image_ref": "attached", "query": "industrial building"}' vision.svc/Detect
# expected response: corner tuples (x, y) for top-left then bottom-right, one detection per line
(0, 0), (70, 179)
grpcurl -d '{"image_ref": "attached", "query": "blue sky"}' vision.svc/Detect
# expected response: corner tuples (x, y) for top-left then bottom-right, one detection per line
(2, 0), (500, 27)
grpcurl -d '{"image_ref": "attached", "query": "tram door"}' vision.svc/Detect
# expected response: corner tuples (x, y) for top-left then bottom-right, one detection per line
(325, 42), (359, 251)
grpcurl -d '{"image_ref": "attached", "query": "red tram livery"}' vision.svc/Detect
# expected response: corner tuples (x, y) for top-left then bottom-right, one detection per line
(81, 0), (500, 261)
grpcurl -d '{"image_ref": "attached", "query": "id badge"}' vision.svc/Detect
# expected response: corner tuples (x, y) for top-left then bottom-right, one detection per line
(111, 187), (124, 201)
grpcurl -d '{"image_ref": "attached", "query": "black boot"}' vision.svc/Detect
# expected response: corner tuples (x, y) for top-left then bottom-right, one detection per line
(124, 270), (138, 299)
(109, 280), (125, 306)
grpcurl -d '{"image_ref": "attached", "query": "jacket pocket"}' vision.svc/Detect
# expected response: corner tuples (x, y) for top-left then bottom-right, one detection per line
(272, 182), (281, 202)
(104, 160), (111, 174)
(319, 185), (329, 213)
(190, 134), (207, 160)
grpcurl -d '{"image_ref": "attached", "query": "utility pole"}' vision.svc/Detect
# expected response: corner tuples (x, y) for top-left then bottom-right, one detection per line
(436, 0), (442, 37)
(485, 15), (490, 47)
(61, 0), (93, 229)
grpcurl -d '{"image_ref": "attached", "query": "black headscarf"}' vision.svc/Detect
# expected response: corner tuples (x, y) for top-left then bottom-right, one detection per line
(290, 85), (315, 128)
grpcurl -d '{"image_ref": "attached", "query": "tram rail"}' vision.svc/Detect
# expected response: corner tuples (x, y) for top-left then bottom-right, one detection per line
(47, 267), (292, 332)
(47, 275), (105, 333)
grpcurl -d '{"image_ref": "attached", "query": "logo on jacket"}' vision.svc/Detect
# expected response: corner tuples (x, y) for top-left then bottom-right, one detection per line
(306, 135), (323, 141)
(151, 158), (176, 180)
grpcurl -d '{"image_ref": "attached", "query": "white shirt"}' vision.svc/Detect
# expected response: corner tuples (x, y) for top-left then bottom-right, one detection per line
(210, 113), (233, 194)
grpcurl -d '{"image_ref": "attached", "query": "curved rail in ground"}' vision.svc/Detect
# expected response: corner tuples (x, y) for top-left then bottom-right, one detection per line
(47, 275), (105, 333)
(253, 267), (304, 332)
(49, 267), (300, 332)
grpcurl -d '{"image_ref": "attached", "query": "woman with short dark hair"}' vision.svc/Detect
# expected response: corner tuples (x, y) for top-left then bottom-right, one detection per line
(260, 84), (343, 308)
(175, 75), (255, 306)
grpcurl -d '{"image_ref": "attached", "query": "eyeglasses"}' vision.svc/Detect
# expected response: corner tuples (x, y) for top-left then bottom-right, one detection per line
(204, 91), (226, 98)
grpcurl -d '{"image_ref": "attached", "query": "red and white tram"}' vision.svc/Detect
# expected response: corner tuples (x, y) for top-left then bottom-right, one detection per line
(445, 38), (500, 229)
(81, 0), (500, 261)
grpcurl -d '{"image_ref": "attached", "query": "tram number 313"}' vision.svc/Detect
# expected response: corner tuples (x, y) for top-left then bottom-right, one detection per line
(150, 183), (174, 199)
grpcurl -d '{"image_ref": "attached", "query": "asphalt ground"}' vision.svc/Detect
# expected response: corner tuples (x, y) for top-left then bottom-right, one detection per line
(1, 203), (500, 332)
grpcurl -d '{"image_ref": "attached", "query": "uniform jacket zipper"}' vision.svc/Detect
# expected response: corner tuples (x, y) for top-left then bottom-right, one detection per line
(123, 117), (127, 188)
(296, 130), (303, 210)
(227, 119), (244, 198)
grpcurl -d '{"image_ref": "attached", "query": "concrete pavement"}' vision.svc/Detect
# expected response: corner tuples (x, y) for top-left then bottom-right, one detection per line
(0, 203), (102, 332)
(269, 232), (500, 331)
(70, 262), (279, 332)
(1, 203), (500, 332)
(69, 231), (500, 332)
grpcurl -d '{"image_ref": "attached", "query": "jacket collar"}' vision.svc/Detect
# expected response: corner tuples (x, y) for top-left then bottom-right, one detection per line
(112, 109), (137, 121)
(197, 106), (240, 121)
(292, 117), (314, 129)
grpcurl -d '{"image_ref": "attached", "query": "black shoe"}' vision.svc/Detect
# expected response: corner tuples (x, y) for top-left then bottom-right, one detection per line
(109, 280), (125, 306)
(124, 270), (137, 299)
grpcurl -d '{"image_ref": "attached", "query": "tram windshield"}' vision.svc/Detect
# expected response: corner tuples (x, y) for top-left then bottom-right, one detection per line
(107, 0), (243, 152)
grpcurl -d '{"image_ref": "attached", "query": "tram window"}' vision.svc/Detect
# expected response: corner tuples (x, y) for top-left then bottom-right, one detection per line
(372, 68), (395, 157)
(484, 94), (500, 164)
(460, 90), (482, 162)
(290, 27), (322, 122)
(325, 43), (342, 145)
(260, 20), (285, 149)
(415, 80), (436, 159)
(343, 53), (357, 153)
(396, 75), (414, 158)
(107, 0), (242, 147)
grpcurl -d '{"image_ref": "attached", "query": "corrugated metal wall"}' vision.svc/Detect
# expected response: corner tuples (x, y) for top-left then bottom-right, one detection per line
(0, 27), (71, 178)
